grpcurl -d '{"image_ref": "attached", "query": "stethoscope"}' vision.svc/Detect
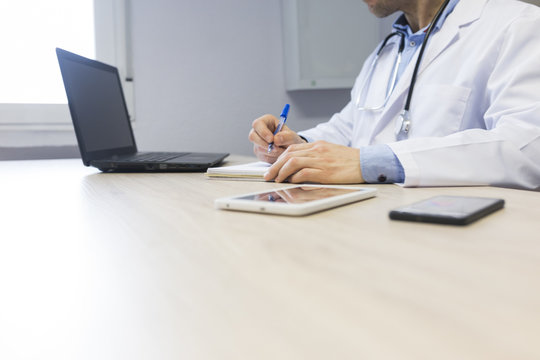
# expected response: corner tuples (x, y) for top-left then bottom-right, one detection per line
(355, 0), (451, 137)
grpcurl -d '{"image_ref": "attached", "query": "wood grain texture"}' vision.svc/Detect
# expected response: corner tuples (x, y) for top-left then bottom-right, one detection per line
(0, 157), (539, 360)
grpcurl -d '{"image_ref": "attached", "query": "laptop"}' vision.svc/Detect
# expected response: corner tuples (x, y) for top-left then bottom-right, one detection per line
(56, 48), (228, 172)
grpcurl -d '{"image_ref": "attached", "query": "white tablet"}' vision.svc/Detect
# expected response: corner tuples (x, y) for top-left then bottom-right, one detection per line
(215, 185), (377, 216)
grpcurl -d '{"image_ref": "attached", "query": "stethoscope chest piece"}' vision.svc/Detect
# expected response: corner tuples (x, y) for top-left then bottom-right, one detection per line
(395, 110), (411, 138)
(373, 0), (451, 140)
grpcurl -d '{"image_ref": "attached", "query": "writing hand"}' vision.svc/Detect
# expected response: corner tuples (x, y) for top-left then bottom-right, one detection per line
(248, 114), (305, 163)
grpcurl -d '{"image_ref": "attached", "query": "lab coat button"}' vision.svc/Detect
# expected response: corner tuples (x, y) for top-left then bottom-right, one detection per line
(377, 174), (387, 183)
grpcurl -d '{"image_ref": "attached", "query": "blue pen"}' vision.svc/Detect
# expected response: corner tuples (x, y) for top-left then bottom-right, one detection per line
(267, 104), (290, 153)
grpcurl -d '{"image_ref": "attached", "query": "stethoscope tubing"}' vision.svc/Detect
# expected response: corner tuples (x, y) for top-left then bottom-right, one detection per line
(355, 32), (405, 111)
(403, 0), (451, 113)
(356, 0), (451, 137)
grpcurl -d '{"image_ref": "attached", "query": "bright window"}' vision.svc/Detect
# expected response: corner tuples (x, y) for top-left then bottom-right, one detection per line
(0, 0), (131, 146)
(0, 0), (95, 104)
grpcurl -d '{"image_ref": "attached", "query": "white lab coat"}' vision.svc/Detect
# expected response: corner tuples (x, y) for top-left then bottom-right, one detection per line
(299, 0), (540, 190)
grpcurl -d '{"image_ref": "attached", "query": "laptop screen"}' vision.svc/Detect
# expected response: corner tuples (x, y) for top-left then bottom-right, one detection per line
(60, 56), (135, 152)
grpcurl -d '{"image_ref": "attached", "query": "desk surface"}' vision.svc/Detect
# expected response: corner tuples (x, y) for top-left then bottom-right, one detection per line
(1, 157), (539, 360)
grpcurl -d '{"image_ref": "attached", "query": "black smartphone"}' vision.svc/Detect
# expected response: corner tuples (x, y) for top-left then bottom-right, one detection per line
(389, 195), (505, 225)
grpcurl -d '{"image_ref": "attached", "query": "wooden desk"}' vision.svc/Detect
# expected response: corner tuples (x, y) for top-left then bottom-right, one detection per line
(1, 157), (539, 360)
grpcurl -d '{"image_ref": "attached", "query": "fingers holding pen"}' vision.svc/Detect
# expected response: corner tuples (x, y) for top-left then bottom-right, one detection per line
(250, 105), (308, 165)
(249, 125), (294, 149)
(250, 114), (279, 146)
(248, 114), (280, 162)
(251, 111), (364, 184)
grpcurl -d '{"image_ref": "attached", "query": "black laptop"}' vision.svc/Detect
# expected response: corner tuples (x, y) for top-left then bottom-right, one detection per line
(56, 48), (228, 172)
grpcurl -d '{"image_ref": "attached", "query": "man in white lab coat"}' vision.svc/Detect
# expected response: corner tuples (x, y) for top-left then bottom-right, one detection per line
(248, 0), (540, 190)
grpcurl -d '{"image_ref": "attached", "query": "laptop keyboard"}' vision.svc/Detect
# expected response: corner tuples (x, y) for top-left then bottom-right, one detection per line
(129, 152), (189, 162)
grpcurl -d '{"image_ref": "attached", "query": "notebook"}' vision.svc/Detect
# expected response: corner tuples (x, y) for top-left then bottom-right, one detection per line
(56, 48), (228, 172)
(205, 161), (270, 181)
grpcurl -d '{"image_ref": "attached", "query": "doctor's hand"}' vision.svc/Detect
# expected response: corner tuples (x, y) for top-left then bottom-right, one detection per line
(249, 114), (306, 163)
(264, 141), (365, 184)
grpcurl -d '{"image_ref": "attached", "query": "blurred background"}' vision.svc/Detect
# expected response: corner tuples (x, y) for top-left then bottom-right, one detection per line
(0, 0), (538, 160)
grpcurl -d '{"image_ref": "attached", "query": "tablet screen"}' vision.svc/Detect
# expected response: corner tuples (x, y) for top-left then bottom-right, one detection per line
(235, 186), (359, 204)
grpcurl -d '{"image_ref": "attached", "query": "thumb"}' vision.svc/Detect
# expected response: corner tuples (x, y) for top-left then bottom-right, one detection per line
(274, 126), (303, 146)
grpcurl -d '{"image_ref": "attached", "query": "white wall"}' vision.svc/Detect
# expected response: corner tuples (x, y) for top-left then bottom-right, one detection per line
(130, 0), (387, 156)
(126, 0), (540, 156)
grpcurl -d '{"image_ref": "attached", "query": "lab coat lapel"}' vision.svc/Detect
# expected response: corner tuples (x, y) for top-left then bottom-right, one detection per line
(417, 0), (485, 75)
(381, 0), (486, 116)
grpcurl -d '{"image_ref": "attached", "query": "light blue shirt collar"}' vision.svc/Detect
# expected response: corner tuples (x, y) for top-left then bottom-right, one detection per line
(393, 0), (460, 37)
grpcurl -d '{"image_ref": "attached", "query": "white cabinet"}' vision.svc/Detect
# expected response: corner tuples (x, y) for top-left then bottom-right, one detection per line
(281, 0), (380, 90)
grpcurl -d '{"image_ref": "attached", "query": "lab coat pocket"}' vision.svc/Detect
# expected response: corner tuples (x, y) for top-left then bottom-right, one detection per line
(409, 84), (471, 137)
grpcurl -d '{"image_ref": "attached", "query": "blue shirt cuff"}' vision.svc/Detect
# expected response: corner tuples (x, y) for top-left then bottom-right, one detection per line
(360, 144), (405, 184)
